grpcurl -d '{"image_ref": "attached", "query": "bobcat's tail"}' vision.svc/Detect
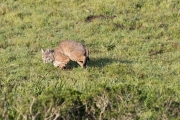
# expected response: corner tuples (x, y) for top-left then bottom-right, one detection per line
(83, 48), (90, 68)
(85, 48), (90, 61)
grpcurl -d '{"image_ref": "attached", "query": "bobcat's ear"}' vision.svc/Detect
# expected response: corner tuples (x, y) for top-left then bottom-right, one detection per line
(41, 49), (45, 53)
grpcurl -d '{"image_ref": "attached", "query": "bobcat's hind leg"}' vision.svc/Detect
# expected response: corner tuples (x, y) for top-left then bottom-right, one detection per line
(77, 61), (84, 68)
(70, 52), (87, 68)
(77, 56), (87, 69)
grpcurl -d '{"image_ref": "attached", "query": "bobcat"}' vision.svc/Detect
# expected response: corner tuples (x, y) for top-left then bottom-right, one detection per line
(42, 40), (89, 69)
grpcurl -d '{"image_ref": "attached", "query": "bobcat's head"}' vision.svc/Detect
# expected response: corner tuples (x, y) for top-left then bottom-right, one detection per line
(41, 49), (54, 63)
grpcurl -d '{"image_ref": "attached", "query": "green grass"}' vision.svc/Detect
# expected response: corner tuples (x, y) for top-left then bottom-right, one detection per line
(0, 0), (180, 119)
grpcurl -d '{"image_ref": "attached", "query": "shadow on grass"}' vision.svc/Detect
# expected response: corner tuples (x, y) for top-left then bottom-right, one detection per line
(64, 58), (133, 69)
(87, 58), (133, 68)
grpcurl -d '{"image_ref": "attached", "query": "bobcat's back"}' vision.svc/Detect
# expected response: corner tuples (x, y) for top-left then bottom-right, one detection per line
(58, 40), (86, 57)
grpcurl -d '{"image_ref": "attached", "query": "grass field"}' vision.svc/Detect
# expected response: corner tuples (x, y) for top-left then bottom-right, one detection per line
(0, 0), (180, 119)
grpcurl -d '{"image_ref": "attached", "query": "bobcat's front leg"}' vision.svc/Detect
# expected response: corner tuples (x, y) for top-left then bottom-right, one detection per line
(53, 61), (66, 69)
(58, 60), (69, 69)
(58, 64), (66, 69)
